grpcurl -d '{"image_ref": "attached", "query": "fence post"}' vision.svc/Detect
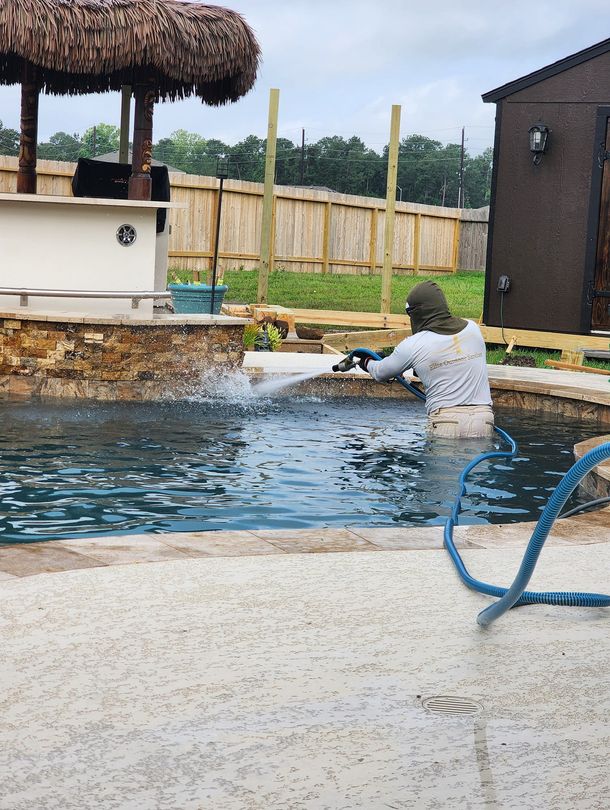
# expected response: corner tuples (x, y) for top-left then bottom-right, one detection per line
(369, 208), (378, 275)
(381, 105), (401, 313)
(413, 213), (421, 274)
(451, 216), (461, 273)
(257, 88), (280, 304)
(322, 201), (332, 274)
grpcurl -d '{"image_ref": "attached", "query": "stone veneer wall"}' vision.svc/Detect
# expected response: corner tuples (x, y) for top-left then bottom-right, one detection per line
(574, 436), (610, 499)
(0, 316), (245, 400)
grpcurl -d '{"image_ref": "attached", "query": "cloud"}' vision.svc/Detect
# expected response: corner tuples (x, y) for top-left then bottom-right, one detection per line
(0, 0), (607, 158)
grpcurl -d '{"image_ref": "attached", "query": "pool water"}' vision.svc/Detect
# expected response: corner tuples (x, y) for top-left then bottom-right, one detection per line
(0, 396), (603, 544)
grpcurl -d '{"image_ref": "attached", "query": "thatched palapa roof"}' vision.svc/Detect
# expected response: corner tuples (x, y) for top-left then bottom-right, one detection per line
(0, 0), (260, 104)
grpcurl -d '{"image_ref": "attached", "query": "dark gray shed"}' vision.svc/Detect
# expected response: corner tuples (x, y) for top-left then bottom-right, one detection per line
(483, 38), (610, 335)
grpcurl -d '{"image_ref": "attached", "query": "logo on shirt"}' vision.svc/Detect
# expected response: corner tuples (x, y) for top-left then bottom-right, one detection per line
(429, 351), (483, 371)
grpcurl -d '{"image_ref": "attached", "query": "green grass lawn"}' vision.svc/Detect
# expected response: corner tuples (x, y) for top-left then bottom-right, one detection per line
(220, 268), (485, 320)
(169, 266), (610, 371)
(486, 346), (610, 371)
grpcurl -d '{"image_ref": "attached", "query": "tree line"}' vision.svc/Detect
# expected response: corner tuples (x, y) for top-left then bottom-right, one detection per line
(0, 119), (492, 208)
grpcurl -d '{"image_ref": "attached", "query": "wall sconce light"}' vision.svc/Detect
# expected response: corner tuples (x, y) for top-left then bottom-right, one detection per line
(216, 156), (230, 179)
(528, 124), (549, 165)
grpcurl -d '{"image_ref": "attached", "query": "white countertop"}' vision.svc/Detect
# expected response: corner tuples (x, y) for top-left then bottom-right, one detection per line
(0, 192), (185, 209)
(0, 309), (246, 326)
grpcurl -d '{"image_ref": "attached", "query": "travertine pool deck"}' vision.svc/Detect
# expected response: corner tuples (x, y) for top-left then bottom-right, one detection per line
(2, 545), (610, 809)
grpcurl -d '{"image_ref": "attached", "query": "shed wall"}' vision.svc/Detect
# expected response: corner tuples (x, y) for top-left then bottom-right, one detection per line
(485, 51), (610, 334)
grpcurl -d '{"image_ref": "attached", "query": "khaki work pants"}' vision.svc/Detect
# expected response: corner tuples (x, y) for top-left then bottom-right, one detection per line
(429, 405), (494, 439)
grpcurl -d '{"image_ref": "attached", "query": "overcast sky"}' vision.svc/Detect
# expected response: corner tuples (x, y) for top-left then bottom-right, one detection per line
(0, 0), (608, 155)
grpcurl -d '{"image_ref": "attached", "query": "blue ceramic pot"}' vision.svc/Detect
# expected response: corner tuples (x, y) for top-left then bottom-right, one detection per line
(168, 283), (228, 315)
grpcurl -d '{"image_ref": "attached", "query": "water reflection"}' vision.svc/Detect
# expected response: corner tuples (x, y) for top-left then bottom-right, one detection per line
(0, 398), (603, 543)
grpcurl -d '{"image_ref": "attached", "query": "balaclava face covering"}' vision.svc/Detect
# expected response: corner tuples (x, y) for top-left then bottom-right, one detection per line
(406, 281), (468, 335)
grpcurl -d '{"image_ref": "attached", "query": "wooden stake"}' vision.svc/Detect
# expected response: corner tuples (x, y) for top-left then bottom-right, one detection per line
(257, 88), (280, 304)
(560, 349), (585, 365)
(381, 105), (401, 313)
(506, 335), (517, 353)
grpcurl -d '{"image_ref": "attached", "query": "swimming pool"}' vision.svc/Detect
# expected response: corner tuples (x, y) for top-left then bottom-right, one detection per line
(0, 396), (603, 543)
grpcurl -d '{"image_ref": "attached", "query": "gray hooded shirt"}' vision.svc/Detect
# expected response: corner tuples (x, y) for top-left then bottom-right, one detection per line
(366, 283), (491, 414)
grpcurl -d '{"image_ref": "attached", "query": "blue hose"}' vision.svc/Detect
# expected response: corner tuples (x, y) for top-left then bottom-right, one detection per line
(349, 348), (610, 626)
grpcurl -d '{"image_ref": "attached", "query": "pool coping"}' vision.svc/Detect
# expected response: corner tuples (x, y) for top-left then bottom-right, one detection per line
(244, 352), (610, 412)
(1, 506), (609, 581)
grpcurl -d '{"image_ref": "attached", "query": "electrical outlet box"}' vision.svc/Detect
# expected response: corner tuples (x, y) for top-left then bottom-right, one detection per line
(497, 275), (511, 293)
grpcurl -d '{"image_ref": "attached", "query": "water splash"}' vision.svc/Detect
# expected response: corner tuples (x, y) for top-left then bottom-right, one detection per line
(184, 367), (258, 405)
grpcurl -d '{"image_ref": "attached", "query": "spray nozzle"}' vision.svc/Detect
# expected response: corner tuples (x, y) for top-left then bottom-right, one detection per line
(332, 355), (357, 373)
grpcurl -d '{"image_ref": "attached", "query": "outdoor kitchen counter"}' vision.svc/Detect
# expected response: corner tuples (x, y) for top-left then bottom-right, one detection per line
(0, 309), (246, 326)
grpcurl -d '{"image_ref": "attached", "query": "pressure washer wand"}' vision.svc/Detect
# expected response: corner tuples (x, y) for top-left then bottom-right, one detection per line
(332, 355), (358, 373)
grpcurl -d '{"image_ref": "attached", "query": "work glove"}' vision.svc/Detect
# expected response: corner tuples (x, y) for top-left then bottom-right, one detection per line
(350, 349), (372, 372)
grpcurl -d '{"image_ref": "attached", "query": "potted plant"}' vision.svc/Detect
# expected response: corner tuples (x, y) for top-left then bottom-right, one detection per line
(168, 272), (228, 315)
(243, 322), (283, 351)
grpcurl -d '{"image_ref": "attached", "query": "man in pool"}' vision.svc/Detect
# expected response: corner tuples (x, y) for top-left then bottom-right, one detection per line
(355, 281), (494, 439)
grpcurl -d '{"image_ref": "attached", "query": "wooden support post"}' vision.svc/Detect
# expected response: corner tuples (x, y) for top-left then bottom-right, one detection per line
(451, 216), (461, 273)
(413, 212), (421, 274)
(381, 104), (401, 313)
(17, 63), (39, 195)
(119, 85), (131, 164)
(128, 83), (155, 201)
(369, 208), (378, 275)
(270, 194), (277, 274)
(322, 201), (332, 274)
(257, 88), (280, 304)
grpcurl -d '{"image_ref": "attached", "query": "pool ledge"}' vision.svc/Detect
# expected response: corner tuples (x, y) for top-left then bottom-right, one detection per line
(575, 435), (610, 498)
(1, 506), (609, 581)
(244, 352), (610, 423)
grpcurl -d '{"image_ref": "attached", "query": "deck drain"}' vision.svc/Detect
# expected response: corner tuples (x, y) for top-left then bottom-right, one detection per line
(422, 696), (483, 716)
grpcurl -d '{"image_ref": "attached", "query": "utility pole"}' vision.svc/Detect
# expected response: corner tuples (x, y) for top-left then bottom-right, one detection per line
(457, 126), (465, 208)
(299, 128), (305, 185)
(92, 125), (97, 158)
(441, 174), (447, 207)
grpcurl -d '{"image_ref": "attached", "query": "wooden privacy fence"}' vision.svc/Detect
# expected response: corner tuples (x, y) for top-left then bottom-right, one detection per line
(0, 156), (488, 278)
